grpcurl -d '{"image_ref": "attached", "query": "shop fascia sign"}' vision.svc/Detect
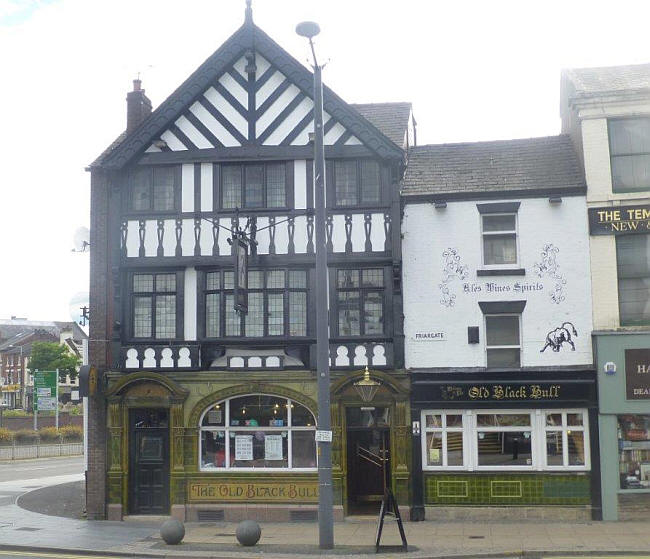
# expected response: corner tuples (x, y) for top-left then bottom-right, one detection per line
(624, 349), (650, 400)
(589, 204), (650, 235)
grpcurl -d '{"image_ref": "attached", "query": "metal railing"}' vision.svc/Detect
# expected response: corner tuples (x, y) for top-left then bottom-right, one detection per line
(0, 442), (83, 460)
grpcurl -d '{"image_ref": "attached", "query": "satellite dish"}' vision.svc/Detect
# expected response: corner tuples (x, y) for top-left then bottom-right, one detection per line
(296, 21), (320, 39)
(72, 226), (90, 252)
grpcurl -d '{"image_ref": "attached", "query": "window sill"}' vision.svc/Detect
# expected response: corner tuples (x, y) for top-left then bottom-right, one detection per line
(477, 268), (526, 277)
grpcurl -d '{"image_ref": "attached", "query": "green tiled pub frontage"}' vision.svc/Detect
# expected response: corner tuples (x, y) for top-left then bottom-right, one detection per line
(594, 333), (650, 521)
(409, 371), (600, 521)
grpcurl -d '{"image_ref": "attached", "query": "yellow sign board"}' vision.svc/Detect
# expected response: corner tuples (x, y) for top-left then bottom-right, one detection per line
(188, 481), (318, 502)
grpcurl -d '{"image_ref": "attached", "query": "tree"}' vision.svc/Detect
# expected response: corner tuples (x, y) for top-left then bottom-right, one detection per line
(28, 342), (81, 382)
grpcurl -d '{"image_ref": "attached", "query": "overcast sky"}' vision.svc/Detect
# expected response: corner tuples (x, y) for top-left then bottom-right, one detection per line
(1, 0), (649, 323)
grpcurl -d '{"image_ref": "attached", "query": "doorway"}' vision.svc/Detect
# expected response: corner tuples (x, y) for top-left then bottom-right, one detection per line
(346, 407), (391, 515)
(128, 408), (169, 515)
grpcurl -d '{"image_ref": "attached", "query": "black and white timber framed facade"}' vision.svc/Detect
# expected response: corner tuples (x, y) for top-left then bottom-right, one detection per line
(88, 6), (412, 521)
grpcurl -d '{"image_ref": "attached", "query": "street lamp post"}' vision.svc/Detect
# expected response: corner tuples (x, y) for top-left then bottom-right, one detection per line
(296, 20), (334, 550)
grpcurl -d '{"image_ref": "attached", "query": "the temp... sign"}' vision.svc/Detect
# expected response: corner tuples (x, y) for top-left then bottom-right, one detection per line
(589, 204), (650, 235)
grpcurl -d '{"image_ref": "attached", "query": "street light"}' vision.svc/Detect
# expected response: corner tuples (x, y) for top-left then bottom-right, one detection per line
(295, 20), (334, 550)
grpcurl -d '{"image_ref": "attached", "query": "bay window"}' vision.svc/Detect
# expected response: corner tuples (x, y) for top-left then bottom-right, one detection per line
(199, 395), (317, 471)
(421, 410), (590, 471)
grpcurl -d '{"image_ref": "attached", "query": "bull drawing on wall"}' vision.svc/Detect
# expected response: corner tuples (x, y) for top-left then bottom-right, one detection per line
(540, 322), (578, 353)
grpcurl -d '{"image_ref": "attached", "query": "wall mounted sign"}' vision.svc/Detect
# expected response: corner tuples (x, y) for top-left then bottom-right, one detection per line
(412, 331), (446, 342)
(233, 235), (249, 314)
(625, 349), (650, 399)
(589, 204), (650, 235)
(188, 481), (318, 502)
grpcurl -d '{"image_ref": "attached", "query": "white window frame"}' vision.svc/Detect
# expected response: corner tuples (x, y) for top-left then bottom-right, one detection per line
(421, 409), (590, 472)
(484, 313), (522, 368)
(480, 212), (519, 268)
(198, 394), (317, 472)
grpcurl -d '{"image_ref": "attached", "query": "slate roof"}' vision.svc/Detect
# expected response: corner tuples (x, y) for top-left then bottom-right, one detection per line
(401, 135), (585, 198)
(90, 131), (127, 168)
(563, 63), (650, 97)
(351, 103), (411, 148)
(0, 320), (86, 345)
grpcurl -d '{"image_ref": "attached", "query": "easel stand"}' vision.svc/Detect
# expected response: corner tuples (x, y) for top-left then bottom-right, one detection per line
(375, 488), (408, 553)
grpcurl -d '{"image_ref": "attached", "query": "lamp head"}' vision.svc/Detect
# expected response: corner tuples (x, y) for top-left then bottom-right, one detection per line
(296, 21), (320, 39)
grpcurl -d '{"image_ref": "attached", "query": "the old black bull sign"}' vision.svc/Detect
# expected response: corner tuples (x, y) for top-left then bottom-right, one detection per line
(589, 204), (650, 235)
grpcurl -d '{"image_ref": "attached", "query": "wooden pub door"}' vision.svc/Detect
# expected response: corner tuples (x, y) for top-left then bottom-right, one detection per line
(128, 409), (170, 515)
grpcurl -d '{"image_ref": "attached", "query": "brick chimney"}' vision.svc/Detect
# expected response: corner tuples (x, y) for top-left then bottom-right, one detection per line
(126, 79), (152, 134)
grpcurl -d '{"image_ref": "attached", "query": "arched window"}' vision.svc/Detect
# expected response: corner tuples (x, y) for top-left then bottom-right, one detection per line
(199, 394), (317, 471)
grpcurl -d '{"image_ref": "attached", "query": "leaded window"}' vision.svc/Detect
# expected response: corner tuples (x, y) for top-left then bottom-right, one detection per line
(610, 118), (650, 192)
(132, 273), (178, 338)
(204, 269), (308, 337)
(199, 395), (317, 471)
(130, 166), (176, 212)
(331, 160), (381, 206)
(336, 268), (384, 336)
(221, 163), (288, 209)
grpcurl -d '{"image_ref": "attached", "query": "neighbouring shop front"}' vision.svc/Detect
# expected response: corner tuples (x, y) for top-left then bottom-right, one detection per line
(103, 369), (410, 521)
(410, 371), (599, 521)
(594, 334), (650, 521)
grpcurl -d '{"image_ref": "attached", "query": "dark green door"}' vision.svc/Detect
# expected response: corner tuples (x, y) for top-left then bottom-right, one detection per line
(129, 409), (169, 515)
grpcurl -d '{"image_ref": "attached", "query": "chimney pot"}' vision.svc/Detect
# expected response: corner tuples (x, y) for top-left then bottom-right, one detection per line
(133, 79), (142, 91)
(126, 79), (152, 134)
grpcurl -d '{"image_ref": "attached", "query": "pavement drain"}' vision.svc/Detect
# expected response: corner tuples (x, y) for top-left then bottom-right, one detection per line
(15, 527), (42, 531)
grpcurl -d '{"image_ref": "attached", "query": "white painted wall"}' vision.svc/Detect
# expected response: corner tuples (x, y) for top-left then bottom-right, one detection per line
(402, 197), (593, 368)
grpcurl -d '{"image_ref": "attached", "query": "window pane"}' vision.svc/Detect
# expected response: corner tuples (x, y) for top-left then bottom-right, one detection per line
(335, 160), (357, 206)
(206, 293), (220, 338)
(229, 431), (288, 468)
(202, 404), (225, 426)
(426, 432), (443, 466)
(337, 269), (359, 288)
(132, 168), (150, 210)
(224, 272), (234, 289)
(156, 274), (176, 292)
(292, 431), (317, 468)
(225, 294), (239, 335)
(206, 272), (220, 291)
(486, 316), (519, 346)
(222, 166), (242, 209)
(477, 414), (531, 427)
(568, 431), (585, 465)
(289, 292), (307, 336)
(363, 291), (383, 335)
(229, 395), (288, 427)
(610, 118), (650, 156)
(133, 274), (153, 293)
(248, 271), (263, 289)
(291, 402), (315, 426)
(618, 415), (650, 489)
(477, 431), (532, 466)
(267, 270), (285, 288)
(483, 234), (517, 264)
(153, 167), (175, 211)
(546, 413), (563, 427)
(487, 348), (520, 367)
(446, 415), (463, 428)
(245, 293), (264, 337)
(338, 291), (360, 336)
(266, 163), (286, 208)
(362, 269), (384, 287)
(617, 235), (650, 324)
(201, 430), (226, 469)
(482, 214), (516, 232)
(612, 155), (650, 191)
(155, 295), (176, 338)
(447, 431), (464, 466)
(426, 414), (442, 428)
(567, 413), (584, 426)
(134, 296), (152, 337)
(546, 431), (564, 466)
(245, 165), (264, 208)
(268, 293), (284, 335)
(361, 160), (380, 204)
(289, 270), (307, 288)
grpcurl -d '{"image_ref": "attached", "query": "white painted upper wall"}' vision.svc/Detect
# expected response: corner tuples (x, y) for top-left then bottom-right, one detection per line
(402, 196), (593, 368)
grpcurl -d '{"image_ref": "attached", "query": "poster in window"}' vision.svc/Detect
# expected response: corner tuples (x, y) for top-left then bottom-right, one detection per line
(235, 435), (253, 460)
(264, 435), (283, 460)
(208, 410), (222, 424)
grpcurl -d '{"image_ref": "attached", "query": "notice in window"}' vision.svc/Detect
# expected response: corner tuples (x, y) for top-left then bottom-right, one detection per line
(234, 435), (253, 461)
(264, 435), (283, 461)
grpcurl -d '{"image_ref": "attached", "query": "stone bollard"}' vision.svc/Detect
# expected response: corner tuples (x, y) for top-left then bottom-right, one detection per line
(236, 520), (261, 546)
(160, 518), (185, 545)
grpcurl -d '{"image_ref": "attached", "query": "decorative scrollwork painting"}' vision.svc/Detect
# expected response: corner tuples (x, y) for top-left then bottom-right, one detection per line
(533, 244), (567, 304)
(439, 248), (468, 307)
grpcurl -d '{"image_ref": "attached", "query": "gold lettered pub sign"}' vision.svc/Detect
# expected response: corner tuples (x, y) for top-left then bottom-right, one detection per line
(589, 204), (650, 235)
(188, 481), (319, 502)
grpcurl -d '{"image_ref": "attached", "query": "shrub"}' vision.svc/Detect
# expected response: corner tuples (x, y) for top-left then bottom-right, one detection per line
(0, 428), (14, 446)
(59, 425), (83, 442)
(38, 427), (61, 443)
(68, 405), (83, 416)
(4, 409), (30, 418)
(14, 429), (39, 445)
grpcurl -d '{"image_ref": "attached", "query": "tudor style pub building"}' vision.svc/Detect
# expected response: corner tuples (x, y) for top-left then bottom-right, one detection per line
(87, 8), (413, 521)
